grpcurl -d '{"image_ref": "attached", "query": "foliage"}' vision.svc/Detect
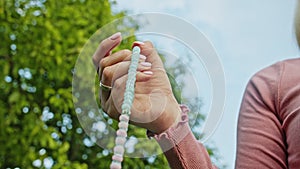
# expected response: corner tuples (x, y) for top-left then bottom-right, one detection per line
(0, 0), (222, 168)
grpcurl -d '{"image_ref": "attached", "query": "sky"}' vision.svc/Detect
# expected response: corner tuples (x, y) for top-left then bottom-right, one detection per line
(112, 0), (299, 168)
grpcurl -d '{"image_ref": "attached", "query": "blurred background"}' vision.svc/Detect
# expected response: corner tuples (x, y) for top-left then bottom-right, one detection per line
(0, 0), (298, 168)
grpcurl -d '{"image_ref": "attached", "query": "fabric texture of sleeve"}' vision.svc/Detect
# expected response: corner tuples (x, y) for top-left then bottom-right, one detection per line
(235, 58), (300, 168)
(148, 105), (217, 169)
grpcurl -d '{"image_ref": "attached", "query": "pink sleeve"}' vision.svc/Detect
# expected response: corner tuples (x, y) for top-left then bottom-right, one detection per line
(151, 58), (300, 168)
(148, 105), (217, 169)
(235, 59), (300, 168)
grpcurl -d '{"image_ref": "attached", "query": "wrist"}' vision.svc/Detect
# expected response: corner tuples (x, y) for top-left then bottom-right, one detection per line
(150, 98), (181, 134)
(146, 104), (191, 152)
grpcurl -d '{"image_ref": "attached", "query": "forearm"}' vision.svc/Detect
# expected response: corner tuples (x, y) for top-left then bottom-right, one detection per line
(148, 105), (217, 169)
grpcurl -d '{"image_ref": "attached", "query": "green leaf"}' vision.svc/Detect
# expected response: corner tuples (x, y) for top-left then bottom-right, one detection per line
(8, 91), (20, 103)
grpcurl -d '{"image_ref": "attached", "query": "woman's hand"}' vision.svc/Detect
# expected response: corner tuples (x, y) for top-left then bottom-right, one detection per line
(92, 33), (181, 134)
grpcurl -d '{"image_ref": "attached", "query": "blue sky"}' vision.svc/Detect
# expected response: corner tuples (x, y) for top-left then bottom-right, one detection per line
(112, 0), (299, 168)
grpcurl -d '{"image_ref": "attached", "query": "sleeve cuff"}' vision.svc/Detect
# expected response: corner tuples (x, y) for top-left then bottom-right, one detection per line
(147, 104), (191, 152)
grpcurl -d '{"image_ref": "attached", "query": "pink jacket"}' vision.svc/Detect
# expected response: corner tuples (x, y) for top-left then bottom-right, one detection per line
(152, 58), (300, 168)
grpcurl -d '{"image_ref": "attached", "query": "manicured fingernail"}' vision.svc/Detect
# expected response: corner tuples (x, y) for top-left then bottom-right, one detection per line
(135, 41), (144, 45)
(143, 71), (153, 75)
(139, 54), (146, 60)
(132, 41), (145, 48)
(140, 62), (152, 67)
(110, 32), (121, 40)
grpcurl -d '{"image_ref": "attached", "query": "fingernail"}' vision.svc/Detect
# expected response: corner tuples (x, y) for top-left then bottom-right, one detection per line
(139, 54), (146, 60)
(140, 62), (152, 67)
(132, 41), (145, 48)
(143, 71), (153, 75)
(135, 41), (144, 45)
(110, 32), (121, 40)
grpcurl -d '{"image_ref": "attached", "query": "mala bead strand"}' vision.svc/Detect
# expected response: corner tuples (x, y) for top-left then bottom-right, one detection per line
(110, 46), (141, 169)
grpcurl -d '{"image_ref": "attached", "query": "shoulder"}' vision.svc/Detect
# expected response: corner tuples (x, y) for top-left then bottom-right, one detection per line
(243, 57), (300, 113)
(276, 58), (300, 82)
(249, 58), (300, 86)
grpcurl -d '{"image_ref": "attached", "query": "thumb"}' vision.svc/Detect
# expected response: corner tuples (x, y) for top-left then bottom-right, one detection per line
(132, 41), (164, 69)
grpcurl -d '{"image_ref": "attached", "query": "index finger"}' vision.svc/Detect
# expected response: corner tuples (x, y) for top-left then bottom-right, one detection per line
(92, 32), (122, 70)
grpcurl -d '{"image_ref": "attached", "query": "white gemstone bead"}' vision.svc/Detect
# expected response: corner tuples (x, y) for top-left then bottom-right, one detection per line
(114, 145), (125, 155)
(115, 137), (126, 145)
(116, 129), (127, 137)
(119, 114), (129, 123)
(110, 162), (121, 169)
(118, 121), (128, 130)
(112, 154), (123, 163)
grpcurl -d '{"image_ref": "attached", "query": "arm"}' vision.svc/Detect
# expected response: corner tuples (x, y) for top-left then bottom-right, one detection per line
(149, 105), (217, 169)
(235, 62), (288, 169)
(275, 59), (300, 169)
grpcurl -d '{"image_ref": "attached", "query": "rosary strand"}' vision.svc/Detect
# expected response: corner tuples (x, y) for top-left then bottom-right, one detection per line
(110, 46), (141, 169)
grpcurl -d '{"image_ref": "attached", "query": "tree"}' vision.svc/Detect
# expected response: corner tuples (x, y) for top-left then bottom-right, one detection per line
(0, 0), (223, 168)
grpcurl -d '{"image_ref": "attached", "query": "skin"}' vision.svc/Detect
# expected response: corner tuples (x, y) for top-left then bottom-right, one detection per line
(92, 33), (181, 134)
(92, 3), (300, 134)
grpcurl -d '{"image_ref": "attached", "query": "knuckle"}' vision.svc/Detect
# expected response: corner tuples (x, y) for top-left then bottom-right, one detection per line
(121, 49), (131, 56)
(116, 49), (131, 61)
(99, 59), (107, 68)
(113, 78), (124, 89)
(144, 41), (154, 48)
(102, 67), (112, 79)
